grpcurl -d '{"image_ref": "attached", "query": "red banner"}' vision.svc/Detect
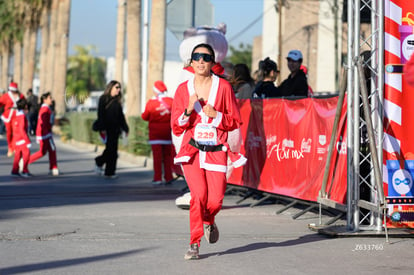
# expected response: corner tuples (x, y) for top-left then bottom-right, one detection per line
(384, 0), (414, 228)
(228, 97), (347, 204)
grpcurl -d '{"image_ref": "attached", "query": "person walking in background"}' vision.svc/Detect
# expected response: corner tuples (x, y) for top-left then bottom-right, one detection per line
(171, 43), (246, 260)
(141, 80), (175, 185)
(0, 82), (25, 157)
(251, 57), (281, 98)
(94, 80), (129, 179)
(26, 88), (39, 136)
(11, 98), (32, 178)
(0, 89), (6, 137)
(29, 92), (59, 176)
(229, 63), (255, 99)
(279, 50), (309, 97)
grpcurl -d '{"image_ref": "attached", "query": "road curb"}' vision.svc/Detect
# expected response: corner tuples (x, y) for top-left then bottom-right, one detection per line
(60, 138), (152, 168)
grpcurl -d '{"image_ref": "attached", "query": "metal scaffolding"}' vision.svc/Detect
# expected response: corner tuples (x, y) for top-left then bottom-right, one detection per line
(346, 0), (385, 231)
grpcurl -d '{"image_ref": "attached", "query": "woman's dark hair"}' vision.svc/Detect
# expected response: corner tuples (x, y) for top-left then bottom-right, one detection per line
(104, 80), (121, 96)
(190, 43), (216, 64)
(16, 98), (28, 110)
(256, 57), (278, 82)
(231, 63), (254, 86)
(40, 92), (51, 103)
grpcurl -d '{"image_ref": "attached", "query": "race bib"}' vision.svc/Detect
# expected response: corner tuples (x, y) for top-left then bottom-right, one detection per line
(194, 123), (217, 145)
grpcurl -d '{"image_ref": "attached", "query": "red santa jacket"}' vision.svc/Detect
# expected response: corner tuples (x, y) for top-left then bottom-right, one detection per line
(12, 110), (31, 148)
(171, 75), (246, 172)
(36, 103), (53, 141)
(141, 94), (173, 144)
(0, 92), (25, 123)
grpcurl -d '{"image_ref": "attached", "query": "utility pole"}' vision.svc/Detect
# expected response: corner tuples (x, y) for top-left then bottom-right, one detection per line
(276, 0), (283, 84)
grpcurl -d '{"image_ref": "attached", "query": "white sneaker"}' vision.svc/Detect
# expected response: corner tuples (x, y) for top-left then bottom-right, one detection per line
(50, 168), (60, 176)
(175, 192), (191, 209)
(94, 165), (104, 176)
(20, 172), (33, 178)
(152, 180), (163, 185)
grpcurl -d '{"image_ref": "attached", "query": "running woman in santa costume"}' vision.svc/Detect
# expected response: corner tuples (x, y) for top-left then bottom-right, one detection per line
(0, 82), (25, 157)
(29, 92), (59, 176)
(171, 43), (246, 260)
(141, 80), (175, 185)
(11, 98), (32, 177)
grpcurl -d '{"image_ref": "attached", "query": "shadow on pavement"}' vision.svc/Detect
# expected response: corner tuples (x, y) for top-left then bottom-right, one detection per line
(203, 233), (328, 258)
(0, 248), (151, 275)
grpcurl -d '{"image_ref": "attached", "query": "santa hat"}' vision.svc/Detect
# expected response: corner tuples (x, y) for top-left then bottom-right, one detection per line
(153, 80), (167, 94)
(9, 82), (18, 92)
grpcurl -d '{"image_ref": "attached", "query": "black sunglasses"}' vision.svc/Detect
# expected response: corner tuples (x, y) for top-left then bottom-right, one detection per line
(191, 52), (214, 62)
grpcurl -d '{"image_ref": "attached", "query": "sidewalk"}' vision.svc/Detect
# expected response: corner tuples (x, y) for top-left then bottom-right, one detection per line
(0, 136), (413, 274)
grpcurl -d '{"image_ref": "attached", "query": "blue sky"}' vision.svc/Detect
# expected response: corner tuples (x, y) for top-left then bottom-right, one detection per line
(69, 0), (263, 60)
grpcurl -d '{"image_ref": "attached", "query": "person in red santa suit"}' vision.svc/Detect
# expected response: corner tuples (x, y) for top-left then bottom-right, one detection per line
(11, 98), (32, 177)
(0, 82), (25, 157)
(171, 43), (246, 260)
(141, 80), (175, 185)
(29, 92), (59, 176)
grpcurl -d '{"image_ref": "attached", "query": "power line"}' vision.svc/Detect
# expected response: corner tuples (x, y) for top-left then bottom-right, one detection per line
(228, 4), (275, 44)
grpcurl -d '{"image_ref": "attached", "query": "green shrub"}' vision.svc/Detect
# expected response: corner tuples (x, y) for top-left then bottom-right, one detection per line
(63, 112), (151, 156)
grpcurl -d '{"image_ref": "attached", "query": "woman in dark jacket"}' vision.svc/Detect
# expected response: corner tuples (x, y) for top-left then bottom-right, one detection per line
(94, 80), (129, 178)
(251, 57), (281, 98)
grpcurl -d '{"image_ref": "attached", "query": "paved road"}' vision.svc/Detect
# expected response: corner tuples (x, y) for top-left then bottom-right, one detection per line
(0, 135), (413, 275)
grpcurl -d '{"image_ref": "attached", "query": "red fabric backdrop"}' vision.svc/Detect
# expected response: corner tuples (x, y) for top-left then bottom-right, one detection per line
(228, 96), (347, 203)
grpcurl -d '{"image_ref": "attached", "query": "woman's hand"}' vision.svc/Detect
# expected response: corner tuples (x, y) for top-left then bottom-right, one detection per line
(186, 93), (198, 115)
(203, 104), (217, 118)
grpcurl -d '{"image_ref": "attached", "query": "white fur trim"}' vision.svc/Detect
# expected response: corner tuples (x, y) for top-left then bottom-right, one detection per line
(211, 111), (222, 127)
(16, 140), (26, 146)
(232, 155), (247, 168)
(199, 151), (227, 172)
(174, 156), (191, 164)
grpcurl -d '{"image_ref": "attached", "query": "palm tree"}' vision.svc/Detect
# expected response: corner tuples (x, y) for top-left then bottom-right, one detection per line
(39, 1), (52, 94)
(126, 0), (141, 117)
(115, 0), (126, 85)
(0, 1), (15, 89)
(45, 0), (59, 93)
(53, 0), (71, 118)
(22, 2), (38, 94)
(11, 0), (24, 87)
(66, 45), (106, 103)
(146, 0), (166, 102)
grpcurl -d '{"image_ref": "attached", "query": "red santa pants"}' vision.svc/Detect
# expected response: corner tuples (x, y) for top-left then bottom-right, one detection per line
(151, 144), (174, 182)
(29, 138), (58, 169)
(182, 153), (227, 246)
(12, 146), (30, 173)
(5, 121), (13, 151)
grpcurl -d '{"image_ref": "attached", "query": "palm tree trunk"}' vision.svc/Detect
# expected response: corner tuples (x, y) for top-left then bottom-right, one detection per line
(13, 41), (22, 86)
(22, 28), (38, 94)
(21, 27), (31, 93)
(146, 0), (166, 101)
(53, 0), (71, 118)
(126, 0), (141, 116)
(1, 43), (10, 89)
(45, 0), (59, 93)
(115, 0), (126, 84)
(39, 4), (50, 94)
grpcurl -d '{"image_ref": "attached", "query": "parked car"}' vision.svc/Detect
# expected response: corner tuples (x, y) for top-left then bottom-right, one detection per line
(76, 91), (103, 112)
